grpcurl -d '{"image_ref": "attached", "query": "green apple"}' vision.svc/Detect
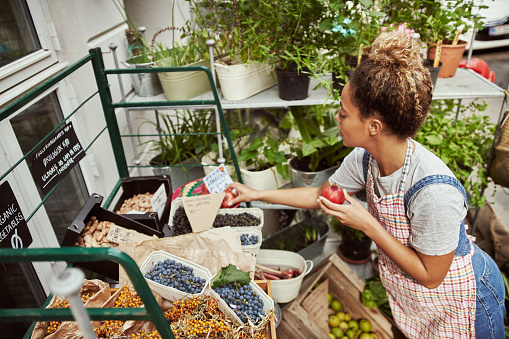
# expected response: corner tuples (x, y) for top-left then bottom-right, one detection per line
(329, 315), (341, 328)
(331, 327), (344, 338)
(330, 298), (343, 312)
(359, 319), (372, 332)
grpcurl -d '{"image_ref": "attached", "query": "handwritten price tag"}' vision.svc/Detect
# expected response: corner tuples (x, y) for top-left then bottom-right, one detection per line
(182, 193), (224, 232)
(150, 184), (167, 219)
(106, 224), (155, 244)
(202, 164), (233, 194)
(302, 278), (330, 332)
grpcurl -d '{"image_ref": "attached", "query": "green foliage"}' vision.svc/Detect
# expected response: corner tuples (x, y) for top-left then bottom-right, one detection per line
(362, 274), (392, 317)
(288, 105), (353, 172)
(141, 109), (217, 167)
(329, 216), (367, 242)
(211, 264), (251, 288)
(415, 99), (495, 209)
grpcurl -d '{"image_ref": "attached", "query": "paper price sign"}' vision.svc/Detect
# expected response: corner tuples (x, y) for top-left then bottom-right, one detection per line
(150, 184), (167, 219)
(202, 164), (233, 194)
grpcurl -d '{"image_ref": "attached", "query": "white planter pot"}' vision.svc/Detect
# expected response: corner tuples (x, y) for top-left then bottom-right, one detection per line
(201, 151), (240, 177)
(240, 165), (290, 190)
(156, 59), (212, 101)
(214, 59), (277, 101)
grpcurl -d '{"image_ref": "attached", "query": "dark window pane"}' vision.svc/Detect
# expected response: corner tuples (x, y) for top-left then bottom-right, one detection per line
(0, 0), (41, 67)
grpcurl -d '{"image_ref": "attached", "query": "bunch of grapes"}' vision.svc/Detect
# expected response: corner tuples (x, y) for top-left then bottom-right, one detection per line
(145, 258), (206, 294)
(171, 207), (193, 236)
(213, 212), (261, 227)
(240, 234), (259, 245)
(213, 282), (265, 324)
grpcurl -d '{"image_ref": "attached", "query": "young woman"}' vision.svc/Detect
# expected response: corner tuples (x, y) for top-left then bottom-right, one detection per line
(226, 32), (505, 338)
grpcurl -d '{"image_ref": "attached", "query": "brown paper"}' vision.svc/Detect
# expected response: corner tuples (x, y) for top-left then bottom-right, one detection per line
(182, 193), (224, 232)
(118, 227), (255, 290)
(30, 279), (111, 339)
(107, 224), (156, 244)
(302, 278), (330, 333)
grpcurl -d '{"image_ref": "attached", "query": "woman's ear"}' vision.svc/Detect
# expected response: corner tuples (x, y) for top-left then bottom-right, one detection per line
(369, 118), (383, 135)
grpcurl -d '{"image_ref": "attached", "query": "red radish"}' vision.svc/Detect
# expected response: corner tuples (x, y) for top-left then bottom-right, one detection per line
(321, 183), (345, 204)
(221, 189), (236, 208)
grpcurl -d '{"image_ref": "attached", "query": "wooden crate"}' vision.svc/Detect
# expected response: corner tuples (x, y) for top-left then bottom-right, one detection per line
(255, 280), (277, 339)
(277, 253), (404, 339)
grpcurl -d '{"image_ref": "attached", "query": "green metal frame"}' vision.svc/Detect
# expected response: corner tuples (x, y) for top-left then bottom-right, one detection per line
(0, 48), (243, 338)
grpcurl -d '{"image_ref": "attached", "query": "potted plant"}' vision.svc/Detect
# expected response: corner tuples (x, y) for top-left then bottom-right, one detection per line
(113, 0), (163, 97)
(329, 215), (373, 264)
(415, 99), (495, 209)
(140, 109), (217, 187)
(186, 0), (277, 100)
(285, 105), (353, 187)
(316, 0), (385, 100)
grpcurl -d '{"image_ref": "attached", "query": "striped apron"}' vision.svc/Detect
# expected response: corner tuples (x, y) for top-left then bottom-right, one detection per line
(366, 139), (477, 338)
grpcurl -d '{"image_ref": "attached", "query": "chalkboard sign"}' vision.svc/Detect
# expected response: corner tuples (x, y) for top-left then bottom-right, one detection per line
(0, 181), (32, 248)
(32, 122), (85, 195)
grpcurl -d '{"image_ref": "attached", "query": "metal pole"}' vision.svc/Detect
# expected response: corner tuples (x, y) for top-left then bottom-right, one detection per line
(50, 268), (96, 339)
(207, 39), (225, 164)
(109, 43), (142, 176)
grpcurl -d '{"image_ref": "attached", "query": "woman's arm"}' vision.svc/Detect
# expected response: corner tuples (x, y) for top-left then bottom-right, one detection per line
(318, 192), (455, 289)
(225, 180), (332, 210)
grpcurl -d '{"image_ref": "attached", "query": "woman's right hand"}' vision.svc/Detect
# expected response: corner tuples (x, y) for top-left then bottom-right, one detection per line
(224, 182), (258, 207)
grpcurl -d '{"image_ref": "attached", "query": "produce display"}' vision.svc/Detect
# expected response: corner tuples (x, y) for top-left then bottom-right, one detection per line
(327, 295), (379, 339)
(213, 281), (266, 324)
(240, 233), (259, 245)
(46, 293), (95, 335)
(321, 183), (346, 205)
(254, 263), (301, 280)
(171, 207), (261, 236)
(116, 192), (154, 214)
(144, 258), (207, 294)
(74, 216), (117, 248)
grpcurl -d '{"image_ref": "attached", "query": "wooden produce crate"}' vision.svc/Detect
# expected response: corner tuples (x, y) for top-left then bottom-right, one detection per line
(277, 253), (403, 339)
(254, 280), (277, 339)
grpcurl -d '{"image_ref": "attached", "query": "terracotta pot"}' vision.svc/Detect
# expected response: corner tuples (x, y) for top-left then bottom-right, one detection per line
(427, 40), (467, 78)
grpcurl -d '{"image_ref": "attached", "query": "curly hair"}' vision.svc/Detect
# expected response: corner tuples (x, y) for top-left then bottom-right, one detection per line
(349, 32), (433, 139)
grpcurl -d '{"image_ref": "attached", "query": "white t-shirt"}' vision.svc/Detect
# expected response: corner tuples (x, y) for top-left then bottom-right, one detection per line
(328, 140), (466, 256)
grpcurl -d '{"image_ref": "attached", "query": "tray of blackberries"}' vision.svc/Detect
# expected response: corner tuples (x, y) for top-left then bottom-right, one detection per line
(169, 197), (264, 236)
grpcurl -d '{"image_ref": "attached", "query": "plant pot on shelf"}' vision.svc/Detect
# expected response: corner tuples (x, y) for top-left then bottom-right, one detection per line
(122, 58), (163, 97)
(275, 67), (310, 100)
(423, 59), (443, 90)
(214, 59), (277, 101)
(156, 59), (212, 101)
(289, 156), (340, 188)
(240, 165), (290, 190)
(427, 40), (467, 78)
(337, 227), (372, 264)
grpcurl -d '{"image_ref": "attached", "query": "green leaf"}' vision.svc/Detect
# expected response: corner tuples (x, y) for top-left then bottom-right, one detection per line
(210, 264), (251, 289)
(425, 135), (443, 145)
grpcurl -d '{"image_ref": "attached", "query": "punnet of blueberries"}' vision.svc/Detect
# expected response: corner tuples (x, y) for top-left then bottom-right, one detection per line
(213, 281), (265, 324)
(144, 258), (206, 294)
(240, 233), (259, 245)
(172, 206), (261, 236)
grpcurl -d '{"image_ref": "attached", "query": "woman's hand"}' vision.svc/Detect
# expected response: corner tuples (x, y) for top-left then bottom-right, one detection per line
(224, 182), (258, 207)
(317, 189), (376, 235)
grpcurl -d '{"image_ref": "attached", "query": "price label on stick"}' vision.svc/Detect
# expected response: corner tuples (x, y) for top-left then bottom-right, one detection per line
(182, 193), (224, 232)
(150, 184), (167, 219)
(202, 164), (233, 194)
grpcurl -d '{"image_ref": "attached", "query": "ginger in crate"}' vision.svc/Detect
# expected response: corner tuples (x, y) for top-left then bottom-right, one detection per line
(75, 216), (118, 248)
(117, 192), (154, 214)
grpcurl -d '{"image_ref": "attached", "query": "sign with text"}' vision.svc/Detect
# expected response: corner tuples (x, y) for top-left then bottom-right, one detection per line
(106, 224), (156, 244)
(202, 164), (233, 194)
(0, 181), (32, 248)
(182, 193), (224, 232)
(302, 278), (330, 333)
(32, 122), (85, 195)
(150, 184), (167, 219)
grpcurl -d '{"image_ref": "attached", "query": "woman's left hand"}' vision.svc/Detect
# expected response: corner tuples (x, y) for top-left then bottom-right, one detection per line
(317, 190), (375, 235)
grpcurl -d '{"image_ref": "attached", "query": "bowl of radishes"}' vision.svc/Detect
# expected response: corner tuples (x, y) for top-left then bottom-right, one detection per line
(255, 249), (313, 303)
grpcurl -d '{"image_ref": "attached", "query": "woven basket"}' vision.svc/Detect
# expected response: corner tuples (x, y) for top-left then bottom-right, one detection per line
(489, 109), (509, 188)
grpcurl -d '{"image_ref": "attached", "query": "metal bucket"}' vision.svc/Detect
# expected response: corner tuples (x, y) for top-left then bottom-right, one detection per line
(122, 60), (163, 97)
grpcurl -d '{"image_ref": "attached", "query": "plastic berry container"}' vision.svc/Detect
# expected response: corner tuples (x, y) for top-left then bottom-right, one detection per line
(139, 250), (212, 301)
(233, 228), (262, 256)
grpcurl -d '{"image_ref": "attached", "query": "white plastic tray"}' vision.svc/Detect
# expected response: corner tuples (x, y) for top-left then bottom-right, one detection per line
(169, 197), (264, 232)
(139, 250), (212, 301)
(233, 228), (262, 256)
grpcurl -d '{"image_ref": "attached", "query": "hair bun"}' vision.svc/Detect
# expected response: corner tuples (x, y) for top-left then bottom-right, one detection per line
(369, 32), (423, 69)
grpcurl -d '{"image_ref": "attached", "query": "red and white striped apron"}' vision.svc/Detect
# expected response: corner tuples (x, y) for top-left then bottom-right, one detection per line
(366, 140), (477, 338)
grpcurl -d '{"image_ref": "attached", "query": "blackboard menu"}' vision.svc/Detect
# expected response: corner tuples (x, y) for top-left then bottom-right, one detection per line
(0, 181), (32, 248)
(31, 122), (85, 196)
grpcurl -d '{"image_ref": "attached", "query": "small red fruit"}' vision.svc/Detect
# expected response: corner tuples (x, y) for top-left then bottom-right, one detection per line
(321, 183), (345, 204)
(221, 189), (236, 208)
(200, 182), (210, 195)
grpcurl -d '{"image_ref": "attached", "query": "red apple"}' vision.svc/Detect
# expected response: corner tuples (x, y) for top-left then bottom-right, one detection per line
(200, 182), (210, 195)
(321, 183), (345, 204)
(221, 189), (237, 208)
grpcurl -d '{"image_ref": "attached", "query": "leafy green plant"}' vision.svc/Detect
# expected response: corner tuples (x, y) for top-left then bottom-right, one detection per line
(286, 105), (353, 172)
(141, 109), (217, 168)
(415, 99), (495, 208)
(362, 274), (392, 317)
(329, 216), (367, 242)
